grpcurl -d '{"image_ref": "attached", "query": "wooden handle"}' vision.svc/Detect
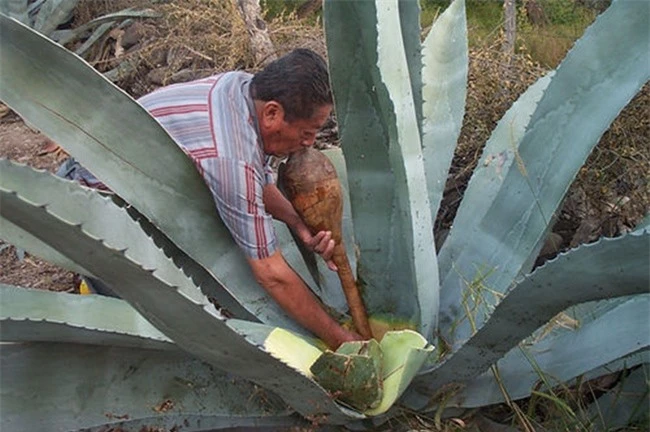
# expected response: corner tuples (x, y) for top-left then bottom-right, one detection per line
(332, 244), (373, 339)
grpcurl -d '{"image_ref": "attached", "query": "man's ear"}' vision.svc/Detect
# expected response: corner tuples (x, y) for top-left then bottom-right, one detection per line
(260, 101), (285, 131)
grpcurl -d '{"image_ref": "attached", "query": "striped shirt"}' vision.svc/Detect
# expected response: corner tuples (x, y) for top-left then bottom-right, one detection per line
(138, 72), (277, 259)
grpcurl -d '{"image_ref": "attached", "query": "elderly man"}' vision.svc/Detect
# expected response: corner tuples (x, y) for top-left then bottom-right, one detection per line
(64, 49), (360, 349)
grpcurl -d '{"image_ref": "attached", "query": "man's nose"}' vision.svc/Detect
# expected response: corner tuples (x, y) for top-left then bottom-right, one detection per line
(301, 137), (315, 147)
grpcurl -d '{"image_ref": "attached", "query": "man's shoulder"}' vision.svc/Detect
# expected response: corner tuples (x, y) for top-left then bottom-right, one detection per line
(219, 70), (254, 82)
(211, 71), (254, 99)
(138, 74), (225, 107)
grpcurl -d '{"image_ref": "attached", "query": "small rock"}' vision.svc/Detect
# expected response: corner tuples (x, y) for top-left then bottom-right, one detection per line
(121, 22), (145, 50)
(146, 67), (168, 85)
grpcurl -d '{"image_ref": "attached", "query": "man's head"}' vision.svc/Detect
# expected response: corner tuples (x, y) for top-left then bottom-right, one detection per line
(252, 49), (333, 157)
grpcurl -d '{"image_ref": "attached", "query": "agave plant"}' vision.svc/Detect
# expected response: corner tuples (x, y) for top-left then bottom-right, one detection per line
(1, 0), (648, 430)
(0, 0), (83, 37)
(0, 0), (158, 75)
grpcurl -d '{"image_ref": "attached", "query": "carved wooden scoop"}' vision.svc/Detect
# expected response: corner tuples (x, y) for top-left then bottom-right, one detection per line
(280, 148), (373, 339)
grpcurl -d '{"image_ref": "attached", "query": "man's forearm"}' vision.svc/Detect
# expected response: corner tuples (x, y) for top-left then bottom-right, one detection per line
(247, 251), (354, 349)
(262, 184), (303, 230)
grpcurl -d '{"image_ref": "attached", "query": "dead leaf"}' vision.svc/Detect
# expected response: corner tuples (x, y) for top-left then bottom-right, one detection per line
(0, 103), (11, 118)
(110, 28), (126, 58)
(153, 398), (174, 413)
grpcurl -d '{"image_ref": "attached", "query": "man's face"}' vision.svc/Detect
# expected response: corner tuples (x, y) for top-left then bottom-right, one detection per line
(260, 103), (332, 157)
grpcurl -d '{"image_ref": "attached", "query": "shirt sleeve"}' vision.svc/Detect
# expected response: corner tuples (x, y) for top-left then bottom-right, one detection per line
(200, 157), (277, 260)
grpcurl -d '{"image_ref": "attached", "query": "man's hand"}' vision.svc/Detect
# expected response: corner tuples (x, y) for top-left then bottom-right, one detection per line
(336, 327), (364, 346)
(294, 224), (338, 271)
(263, 184), (338, 271)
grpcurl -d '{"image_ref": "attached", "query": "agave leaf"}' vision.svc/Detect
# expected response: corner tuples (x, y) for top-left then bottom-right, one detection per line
(0, 0), (29, 24)
(437, 0), (650, 344)
(421, 0), (468, 222)
(57, 7), (161, 45)
(365, 330), (433, 416)
(32, 0), (79, 36)
(0, 168), (359, 421)
(407, 295), (649, 409)
(397, 0), (423, 135)
(26, 0), (44, 17)
(0, 284), (175, 350)
(585, 350), (649, 385)
(75, 21), (113, 57)
(0, 14), (313, 331)
(0, 159), (255, 321)
(437, 72), (553, 281)
(587, 363), (649, 431)
(325, 0), (438, 335)
(0, 342), (302, 432)
(409, 230), (650, 408)
(262, 327), (324, 375)
(375, 0), (439, 337)
(324, 0), (397, 320)
(437, 72), (554, 344)
(0, 216), (91, 276)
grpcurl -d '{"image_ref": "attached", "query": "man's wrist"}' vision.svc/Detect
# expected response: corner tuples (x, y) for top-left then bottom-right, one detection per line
(290, 218), (311, 240)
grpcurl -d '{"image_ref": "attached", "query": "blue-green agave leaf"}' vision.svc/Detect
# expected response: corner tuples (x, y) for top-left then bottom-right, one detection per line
(0, 342), (302, 432)
(407, 295), (649, 409)
(587, 363), (649, 431)
(0, 159), (255, 322)
(0, 216), (91, 276)
(408, 230), (650, 408)
(75, 21), (113, 57)
(421, 0), (468, 222)
(0, 14), (316, 331)
(0, 165), (360, 421)
(0, 284), (175, 350)
(397, 0), (423, 136)
(584, 350), (649, 386)
(56, 6), (161, 45)
(0, 0), (29, 24)
(437, 0), (650, 344)
(32, 0), (79, 36)
(324, 0), (395, 318)
(375, 0), (439, 337)
(437, 72), (553, 285)
(325, 0), (436, 332)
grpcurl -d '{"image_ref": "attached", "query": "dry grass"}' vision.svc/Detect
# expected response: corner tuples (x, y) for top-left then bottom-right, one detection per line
(70, 0), (253, 97)
(69, 0), (328, 99)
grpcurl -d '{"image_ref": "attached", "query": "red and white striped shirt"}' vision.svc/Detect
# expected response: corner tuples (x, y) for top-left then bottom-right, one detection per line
(138, 72), (277, 259)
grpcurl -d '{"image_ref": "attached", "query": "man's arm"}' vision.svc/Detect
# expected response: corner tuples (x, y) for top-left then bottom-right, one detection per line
(263, 184), (337, 271)
(247, 251), (359, 349)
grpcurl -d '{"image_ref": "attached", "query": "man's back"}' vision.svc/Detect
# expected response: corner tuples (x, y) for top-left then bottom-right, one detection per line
(138, 72), (278, 260)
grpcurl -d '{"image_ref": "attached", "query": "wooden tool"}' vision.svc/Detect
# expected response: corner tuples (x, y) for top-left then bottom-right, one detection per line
(280, 148), (373, 339)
